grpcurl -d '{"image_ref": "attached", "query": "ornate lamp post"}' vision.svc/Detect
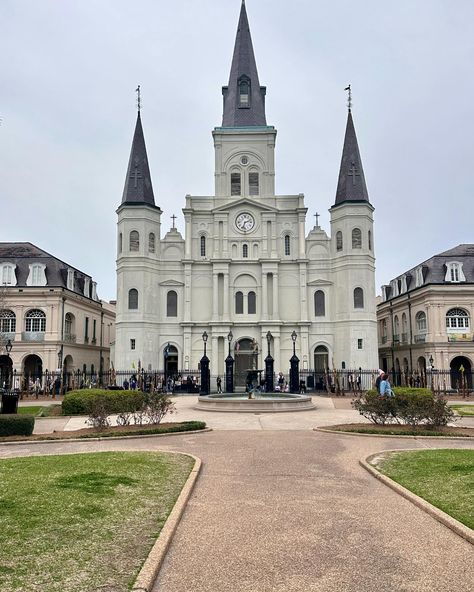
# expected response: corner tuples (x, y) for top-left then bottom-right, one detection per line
(5, 339), (12, 391)
(289, 330), (300, 393)
(1, 339), (19, 414)
(200, 331), (210, 395)
(225, 330), (234, 393)
(265, 331), (274, 393)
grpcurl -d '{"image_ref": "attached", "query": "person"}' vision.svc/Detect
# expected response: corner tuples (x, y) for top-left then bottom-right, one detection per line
(277, 372), (284, 390)
(375, 369), (384, 392)
(216, 376), (222, 393)
(299, 379), (306, 394)
(379, 373), (394, 397)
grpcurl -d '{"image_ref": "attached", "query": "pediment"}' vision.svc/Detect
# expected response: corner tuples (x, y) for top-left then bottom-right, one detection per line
(212, 198), (278, 214)
(159, 279), (185, 287)
(307, 278), (333, 286)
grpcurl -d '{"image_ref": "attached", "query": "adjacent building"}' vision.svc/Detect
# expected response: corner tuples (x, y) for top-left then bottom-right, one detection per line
(115, 2), (378, 383)
(377, 244), (474, 386)
(0, 242), (115, 387)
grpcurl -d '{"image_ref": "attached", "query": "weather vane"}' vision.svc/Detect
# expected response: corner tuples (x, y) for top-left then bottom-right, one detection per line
(344, 84), (352, 111)
(136, 85), (141, 112)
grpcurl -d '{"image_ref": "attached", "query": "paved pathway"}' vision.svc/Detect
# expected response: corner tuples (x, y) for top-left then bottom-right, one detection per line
(3, 397), (474, 591)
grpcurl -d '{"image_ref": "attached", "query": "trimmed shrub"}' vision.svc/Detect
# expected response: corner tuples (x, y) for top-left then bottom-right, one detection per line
(352, 388), (455, 427)
(0, 415), (35, 437)
(62, 390), (144, 416)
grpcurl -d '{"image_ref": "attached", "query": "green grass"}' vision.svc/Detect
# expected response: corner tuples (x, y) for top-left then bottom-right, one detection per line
(450, 404), (474, 416)
(17, 405), (61, 417)
(377, 449), (474, 529)
(0, 451), (194, 591)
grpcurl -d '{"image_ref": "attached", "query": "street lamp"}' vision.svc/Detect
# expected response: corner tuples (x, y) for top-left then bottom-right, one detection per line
(289, 330), (299, 393)
(227, 330), (233, 357)
(266, 331), (272, 358)
(429, 355), (434, 369)
(265, 331), (274, 393)
(202, 331), (208, 356)
(291, 331), (297, 356)
(225, 330), (234, 393)
(5, 339), (12, 391)
(200, 331), (210, 395)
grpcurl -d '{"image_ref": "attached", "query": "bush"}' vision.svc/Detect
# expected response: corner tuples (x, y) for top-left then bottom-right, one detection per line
(0, 415), (35, 436)
(62, 390), (144, 416)
(352, 388), (455, 427)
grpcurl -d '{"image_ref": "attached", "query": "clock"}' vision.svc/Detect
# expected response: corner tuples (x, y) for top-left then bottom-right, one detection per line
(236, 212), (255, 232)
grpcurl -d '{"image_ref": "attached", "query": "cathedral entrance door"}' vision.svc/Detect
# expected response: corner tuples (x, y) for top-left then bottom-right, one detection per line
(234, 338), (259, 388)
(164, 345), (178, 380)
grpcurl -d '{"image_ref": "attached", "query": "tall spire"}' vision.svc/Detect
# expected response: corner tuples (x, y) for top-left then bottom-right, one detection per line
(334, 108), (370, 206)
(222, 1), (267, 127)
(121, 111), (155, 206)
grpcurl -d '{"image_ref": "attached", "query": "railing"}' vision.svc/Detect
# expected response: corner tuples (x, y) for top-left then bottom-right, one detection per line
(401, 333), (408, 343)
(21, 331), (45, 342)
(393, 334), (400, 344)
(414, 334), (426, 343)
(64, 334), (76, 344)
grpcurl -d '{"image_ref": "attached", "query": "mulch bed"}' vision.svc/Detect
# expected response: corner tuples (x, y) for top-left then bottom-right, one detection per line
(323, 423), (474, 437)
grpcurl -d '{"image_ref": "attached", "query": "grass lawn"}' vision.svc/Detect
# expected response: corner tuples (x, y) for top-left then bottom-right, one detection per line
(450, 404), (474, 416)
(0, 451), (194, 592)
(377, 449), (474, 529)
(17, 405), (62, 417)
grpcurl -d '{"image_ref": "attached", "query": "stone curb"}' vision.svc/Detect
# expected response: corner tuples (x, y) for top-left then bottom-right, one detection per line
(360, 450), (474, 546)
(0, 427), (212, 447)
(131, 453), (202, 592)
(314, 426), (474, 441)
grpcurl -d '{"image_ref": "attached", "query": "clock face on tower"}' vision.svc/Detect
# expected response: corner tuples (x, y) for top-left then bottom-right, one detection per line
(235, 212), (255, 232)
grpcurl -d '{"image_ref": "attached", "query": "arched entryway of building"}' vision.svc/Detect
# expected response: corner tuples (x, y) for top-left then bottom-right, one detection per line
(23, 354), (43, 391)
(164, 344), (178, 380)
(63, 355), (74, 390)
(450, 356), (472, 390)
(0, 355), (13, 388)
(234, 338), (259, 387)
(394, 358), (401, 386)
(312, 345), (329, 391)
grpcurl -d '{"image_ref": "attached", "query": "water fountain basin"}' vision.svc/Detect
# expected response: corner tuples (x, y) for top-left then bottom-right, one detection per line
(195, 392), (315, 413)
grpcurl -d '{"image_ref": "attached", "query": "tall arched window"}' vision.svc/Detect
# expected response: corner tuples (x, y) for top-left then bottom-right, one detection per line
(64, 313), (74, 337)
(130, 231), (139, 252)
(336, 231), (343, 251)
(394, 315), (400, 341)
(0, 310), (16, 333)
(284, 235), (291, 256)
(368, 230), (372, 251)
(25, 309), (46, 332)
(167, 291), (178, 317)
(249, 172), (259, 196)
(128, 289), (138, 310)
(416, 311), (427, 333)
(314, 291), (325, 317)
(238, 75), (250, 107)
(248, 291), (256, 314)
(352, 228), (362, 248)
(353, 287), (364, 309)
(231, 173), (241, 196)
(149, 233), (155, 253)
(446, 308), (469, 330)
(200, 236), (206, 257)
(314, 345), (329, 372)
(118, 233), (122, 254)
(402, 313), (407, 340)
(242, 244), (248, 258)
(235, 291), (244, 314)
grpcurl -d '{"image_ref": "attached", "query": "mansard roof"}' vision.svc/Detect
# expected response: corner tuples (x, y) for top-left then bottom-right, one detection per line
(0, 242), (98, 299)
(221, 1), (267, 127)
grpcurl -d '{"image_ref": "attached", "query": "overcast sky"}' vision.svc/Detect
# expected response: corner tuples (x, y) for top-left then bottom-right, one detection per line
(1, 0), (473, 302)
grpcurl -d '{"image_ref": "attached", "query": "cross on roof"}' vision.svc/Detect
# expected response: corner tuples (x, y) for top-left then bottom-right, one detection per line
(136, 85), (141, 112)
(171, 214), (177, 229)
(314, 212), (320, 227)
(132, 162), (142, 188)
(348, 162), (360, 186)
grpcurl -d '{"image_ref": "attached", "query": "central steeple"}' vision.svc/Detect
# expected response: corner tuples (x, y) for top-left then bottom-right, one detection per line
(222, 1), (267, 127)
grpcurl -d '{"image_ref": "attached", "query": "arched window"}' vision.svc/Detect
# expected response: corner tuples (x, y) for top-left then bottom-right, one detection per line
(446, 308), (469, 330)
(353, 287), (364, 309)
(249, 172), (259, 196)
(394, 315), (400, 341)
(416, 311), (427, 333)
(242, 244), (248, 258)
(167, 291), (178, 317)
(25, 309), (46, 332)
(314, 345), (329, 372)
(118, 233), (122, 254)
(238, 75), (250, 107)
(352, 228), (362, 248)
(128, 289), (138, 310)
(64, 313), (73, 337)
(248, 291), (256, 314)
(368, 230), (372, 251)
(284, 235), (291, 256)
(200, 235), (206, 257)
(336, 231), (343, 251)
(231, 173), (241, 196)
(130, 231), (139, 252)
(235, 291), (244, 314)
(0, 310), (16, 333)
(149, 233), (155, 253)
(402, 313), (407, 340)
(314, 291), (325, 317)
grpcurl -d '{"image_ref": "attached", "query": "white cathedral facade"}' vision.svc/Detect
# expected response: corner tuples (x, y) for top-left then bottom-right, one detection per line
(115, 2), (378, 383)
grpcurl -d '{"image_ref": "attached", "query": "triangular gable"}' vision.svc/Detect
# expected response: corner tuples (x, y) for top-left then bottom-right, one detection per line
(307, 279), (333, 286)
(159, 279), (185, 287)
(212, 198), (278, 214)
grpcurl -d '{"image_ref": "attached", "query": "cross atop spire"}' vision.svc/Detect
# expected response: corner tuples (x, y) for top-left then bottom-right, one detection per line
(221, 1), (267, 127)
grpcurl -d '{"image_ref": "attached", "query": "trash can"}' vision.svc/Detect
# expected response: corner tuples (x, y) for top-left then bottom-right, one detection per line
(1, 392), (20, 414)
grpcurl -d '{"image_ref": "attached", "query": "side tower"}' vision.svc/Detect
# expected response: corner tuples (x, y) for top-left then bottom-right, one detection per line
(115, 110), (162, 370)
(329, 103), (378, 368)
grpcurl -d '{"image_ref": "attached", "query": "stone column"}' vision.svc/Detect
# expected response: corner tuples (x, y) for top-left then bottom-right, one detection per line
(223, 271), (229, 319)
(299, 217), (306, 258)
(211, 335), (218, 381)
(273, 333), (281, 376)
(185, 217), (192, 258)
(212, 273), (219, 320)
(273, 271), (279, 319)
(262, 272), (268, 320)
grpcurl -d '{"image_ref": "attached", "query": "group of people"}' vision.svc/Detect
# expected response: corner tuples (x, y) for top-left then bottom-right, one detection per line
(376, 370), (395, 397)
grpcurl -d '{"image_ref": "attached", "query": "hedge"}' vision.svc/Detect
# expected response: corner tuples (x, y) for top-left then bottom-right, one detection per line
(62, 389), (144, 416)
(0, 415), (35, 436)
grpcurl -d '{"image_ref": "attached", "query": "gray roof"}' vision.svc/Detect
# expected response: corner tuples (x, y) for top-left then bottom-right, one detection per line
(333, 110), (370, 206)
(0, 242), (95, 298)
(222, 1), (267, 127)
(383, 244), (474, 300)
(121, 112), (156, 206)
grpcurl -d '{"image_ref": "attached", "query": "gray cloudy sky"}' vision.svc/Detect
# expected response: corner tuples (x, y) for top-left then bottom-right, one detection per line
(1, 0), (473, 302)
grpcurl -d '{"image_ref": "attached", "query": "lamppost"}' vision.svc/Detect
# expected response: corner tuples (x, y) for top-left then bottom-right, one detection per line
(289, 330), (300, 393)
(5, 339), (12, 391)
(265, 331), (274, 393)
(200, 331), (210, 395)
(225, 330), (234, 393)
(428, 354), (434, 390)
(1, 339), (19, 414)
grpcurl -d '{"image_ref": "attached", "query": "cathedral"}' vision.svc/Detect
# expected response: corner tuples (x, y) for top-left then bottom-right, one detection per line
(115, 1), (378, 383)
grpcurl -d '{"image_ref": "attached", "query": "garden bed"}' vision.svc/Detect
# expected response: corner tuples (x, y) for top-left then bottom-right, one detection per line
(321, 423), (474, 437)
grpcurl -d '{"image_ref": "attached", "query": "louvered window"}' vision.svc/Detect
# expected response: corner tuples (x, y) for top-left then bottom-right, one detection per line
(314, 291), (325, 316)
(353, 288), (364, 309)
(149, 233), (155, 253)
(249, 172), (259, 196)
(248, 291), (256, 314)
(128, 289), (138, 310)
(235, 291), (243, 314)
(336, 231), (343, 251)
(231, 173), (241, 196)
(130, 231), (139, 252)
(352, 228), (362, 249)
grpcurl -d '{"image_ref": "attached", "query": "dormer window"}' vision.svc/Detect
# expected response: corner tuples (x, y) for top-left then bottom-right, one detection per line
(390, 279), (399, 298)
(238, 76), (250, 108)
(26, 263), (46, 287)
(415, 266), (424, 288)
(400, 275), (407, 294)
(0, 263), (16, 286)
(67, 269), (75, 291)
(445, 261), (465, 283)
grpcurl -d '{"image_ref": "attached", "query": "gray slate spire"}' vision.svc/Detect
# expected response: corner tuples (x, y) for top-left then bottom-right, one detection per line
(222, 1), (267, 127)
(121, 112), (155, 206)
(334, 110), (370, 206)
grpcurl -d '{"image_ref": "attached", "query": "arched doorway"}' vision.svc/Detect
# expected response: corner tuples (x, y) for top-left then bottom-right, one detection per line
(234, 338), (259, 387)
(23, 355), (43, 391)
(164, 345), (178, 380)
(450, 356), (472, 390)
(0, 355), (13, 389)
(313, 346), (329, 391)
(63, 355), (74, 391)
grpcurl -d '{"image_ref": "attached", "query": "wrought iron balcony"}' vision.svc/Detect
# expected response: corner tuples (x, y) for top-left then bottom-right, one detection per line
(414, 334), (426, 343)
(401, 333), (408, 343)
(393, 334), (400, 344)
(22, 331), (45, 342)
(64, 334), (76, 344)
